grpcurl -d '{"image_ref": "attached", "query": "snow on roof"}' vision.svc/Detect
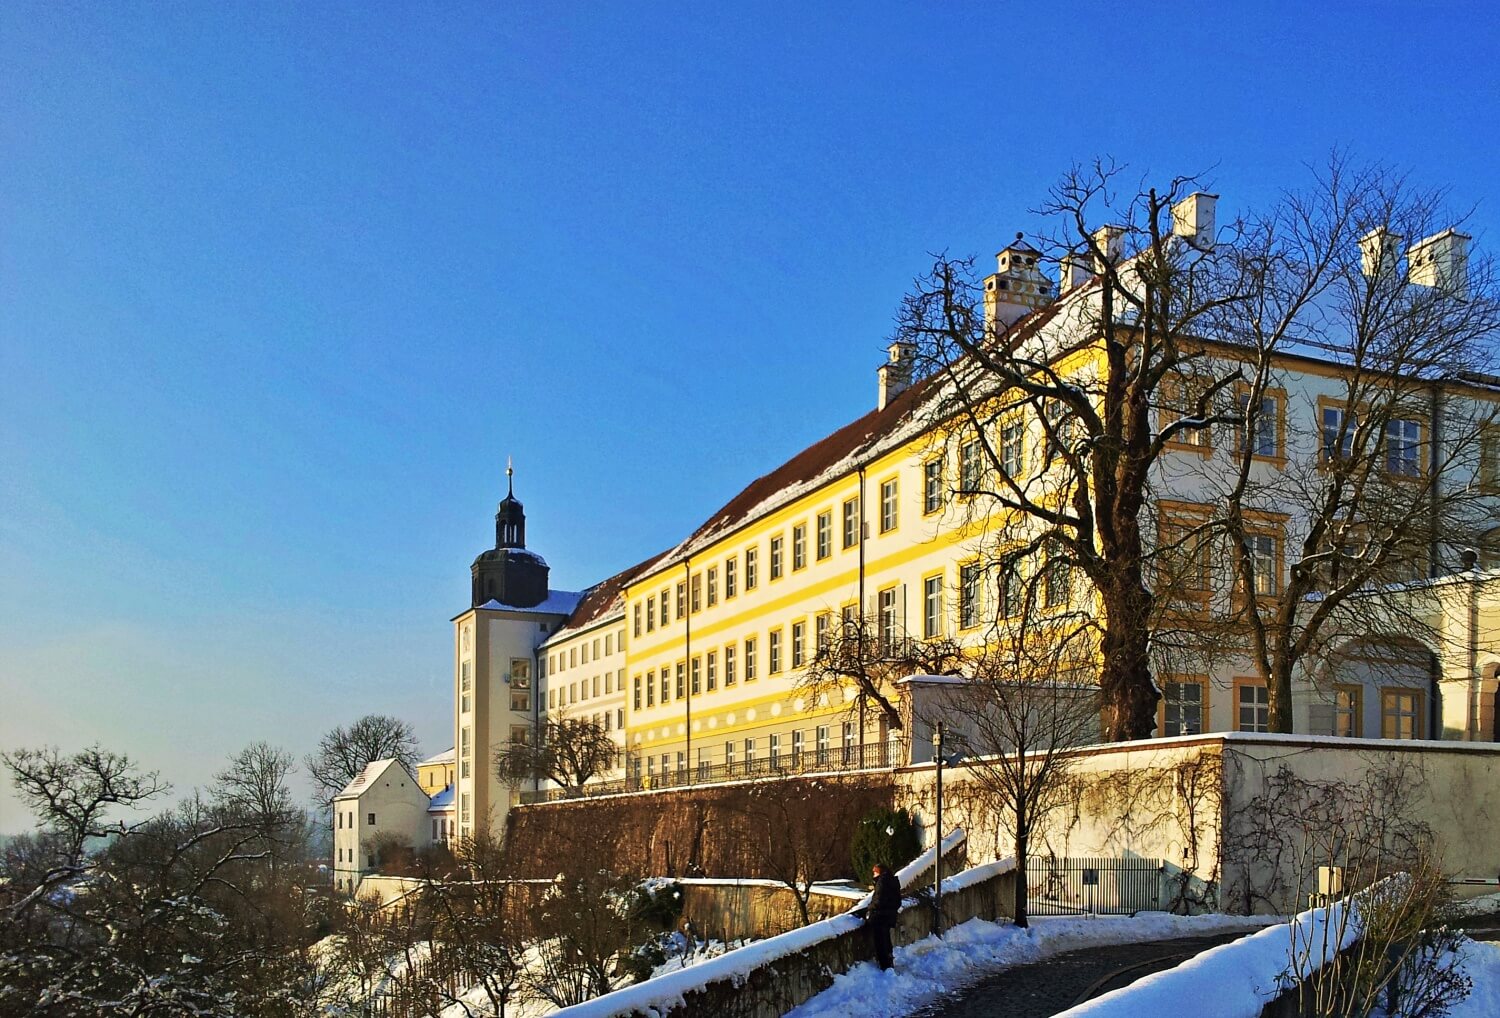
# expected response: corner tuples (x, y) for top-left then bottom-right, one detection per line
(335, 758), (401, 799)
(544, 551), (672, 645)
(895, 673), (968, 686)
(472, 589), (585, 616)
(427, 785), (454, 811)
(418, 747), (455, 767)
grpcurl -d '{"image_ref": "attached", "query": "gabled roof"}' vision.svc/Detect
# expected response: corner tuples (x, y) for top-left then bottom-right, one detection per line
(334, 758), (417, 799)
(546, 550), (672, 645)
(418, 747), (455, 767)
(427, 784), (455, 812)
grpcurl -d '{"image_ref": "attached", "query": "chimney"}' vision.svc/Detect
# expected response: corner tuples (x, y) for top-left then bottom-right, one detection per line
(878, 341), (916, 410)
(1171, 192), (1219, 251)
(1059, 252), (1091, 293)
(984, 233), (1054, 333)
(1407, 228), (1472, 296)
(1092, 225), (1126, 271)
(1359, 226), (1403, 281)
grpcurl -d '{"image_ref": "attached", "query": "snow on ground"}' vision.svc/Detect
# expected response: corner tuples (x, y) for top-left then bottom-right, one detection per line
(1449, 939), (1500, 1017)
(785, 912), (1277, 1018)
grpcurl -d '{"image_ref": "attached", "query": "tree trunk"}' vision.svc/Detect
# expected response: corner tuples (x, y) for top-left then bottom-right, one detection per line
(1098, 576), (1158, 741)
(1013, 820), (1029, 930)
(1269, 656), (1295, 734)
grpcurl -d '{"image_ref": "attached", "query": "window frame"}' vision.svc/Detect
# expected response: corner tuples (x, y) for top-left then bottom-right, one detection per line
(1159, 676), (1208, 737)
(1233, 678), (1270, 733)
(1381, 687), (1424, 740)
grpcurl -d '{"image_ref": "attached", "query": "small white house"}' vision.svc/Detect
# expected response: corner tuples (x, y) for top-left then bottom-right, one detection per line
(331, 758), (432, 894)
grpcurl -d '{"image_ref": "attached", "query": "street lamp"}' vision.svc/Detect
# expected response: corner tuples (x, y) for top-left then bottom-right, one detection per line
(932, 721), (964, 937)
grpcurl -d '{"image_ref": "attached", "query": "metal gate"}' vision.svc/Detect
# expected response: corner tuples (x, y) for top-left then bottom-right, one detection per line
(1026, 856), (1164, 915)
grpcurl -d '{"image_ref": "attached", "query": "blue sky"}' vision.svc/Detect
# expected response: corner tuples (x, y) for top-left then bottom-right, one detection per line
(2, 2), (1497, 831)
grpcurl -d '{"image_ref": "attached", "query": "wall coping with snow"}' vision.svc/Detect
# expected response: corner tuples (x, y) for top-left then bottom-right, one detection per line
(551, 830), (999, 1018)
(1052, 895), (1359, 1018)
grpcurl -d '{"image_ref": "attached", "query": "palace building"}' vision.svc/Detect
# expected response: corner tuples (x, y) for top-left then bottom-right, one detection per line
(452, 198), (1500, 841)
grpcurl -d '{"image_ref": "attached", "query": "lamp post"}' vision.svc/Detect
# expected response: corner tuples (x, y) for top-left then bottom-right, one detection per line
(934, 721), (945, 937)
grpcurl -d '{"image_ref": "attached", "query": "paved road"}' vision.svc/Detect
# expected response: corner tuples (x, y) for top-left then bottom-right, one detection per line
(913, 933), (1249, 1018)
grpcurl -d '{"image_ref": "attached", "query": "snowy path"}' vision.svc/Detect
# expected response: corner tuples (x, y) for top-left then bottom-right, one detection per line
(914, 933), (1247, 1018)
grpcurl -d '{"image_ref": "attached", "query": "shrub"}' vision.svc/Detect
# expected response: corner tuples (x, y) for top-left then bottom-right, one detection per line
(850, 807), (920, 886)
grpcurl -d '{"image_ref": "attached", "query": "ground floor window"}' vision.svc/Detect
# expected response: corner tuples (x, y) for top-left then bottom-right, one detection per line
(1236, 681), (1270, 733)
(1333, 684), (1363, 737)
(1381, 688), (1423, 740)
(1162, 679), (1205, 736)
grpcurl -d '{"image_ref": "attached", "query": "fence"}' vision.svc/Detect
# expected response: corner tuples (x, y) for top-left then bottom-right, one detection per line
(1026, 856), (1164, 915)
(519, 739), (904, 804)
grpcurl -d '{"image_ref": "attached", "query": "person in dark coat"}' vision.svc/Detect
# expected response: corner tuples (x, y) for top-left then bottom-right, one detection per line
(865, 862), (901, 971)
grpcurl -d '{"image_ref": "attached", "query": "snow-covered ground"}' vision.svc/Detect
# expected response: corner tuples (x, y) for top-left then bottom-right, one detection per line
(1449, 939), (1500, 1017)
(785, 912), (1277, 1018)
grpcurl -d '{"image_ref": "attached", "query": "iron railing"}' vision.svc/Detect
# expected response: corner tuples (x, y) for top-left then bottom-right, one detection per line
(518, 739), (904, 804)
(1026, 856), (1164, 915)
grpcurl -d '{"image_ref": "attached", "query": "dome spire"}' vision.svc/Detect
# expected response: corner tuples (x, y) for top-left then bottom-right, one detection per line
(506, 455), (514, 497)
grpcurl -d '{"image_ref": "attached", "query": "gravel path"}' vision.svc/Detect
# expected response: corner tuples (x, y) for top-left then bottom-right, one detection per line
(912, 932), (1249, 1018)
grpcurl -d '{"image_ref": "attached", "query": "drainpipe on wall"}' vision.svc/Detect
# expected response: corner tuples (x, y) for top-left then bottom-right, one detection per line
(684, 559), (693, 782)
(1430, 381), (1443, 578)
(1466, 550), (1481, 740)
(857, 463), (868, 757)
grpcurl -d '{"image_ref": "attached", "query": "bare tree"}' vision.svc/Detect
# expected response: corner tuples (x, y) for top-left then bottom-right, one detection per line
(793, 611), (967, 738)
(899, 161), (1254, 739)
(1207, 158), (1500, 732)
(917, 579), (1101, 929)
(305, 714), (421, 807)
(495, 715), (616, 794)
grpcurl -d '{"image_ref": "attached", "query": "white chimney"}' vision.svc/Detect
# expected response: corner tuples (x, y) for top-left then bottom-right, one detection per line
(1171, 192), (1219, 251)
(1359, 226), (1403, 281)
(878, 341), (916, 410)
(1059, 252), (1091, 293)
(983, 234), (1054, 333)
(1407, 228), (1471, 296)
(1092, 225), (1125, 271)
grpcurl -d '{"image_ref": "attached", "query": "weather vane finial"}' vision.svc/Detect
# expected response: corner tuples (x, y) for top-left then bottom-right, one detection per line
(506, 456), (514, 496)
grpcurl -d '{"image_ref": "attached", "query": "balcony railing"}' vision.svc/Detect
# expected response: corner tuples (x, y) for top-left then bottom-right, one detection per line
(518, 739), (904, 805)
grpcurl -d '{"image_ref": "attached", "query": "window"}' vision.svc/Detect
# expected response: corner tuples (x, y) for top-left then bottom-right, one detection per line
(1159, 514), (1211, 605)
(1381, 689), (1423, 740)
(880, 478), (899, 533)
(1333, 684), (1362, 737)
(646, 670), (655, 707)
(923, 575), (944, 638)
(877, 587), (898, 648)
(645, 597), (655, 632)
(843, 498), (860, 548)
(676, 661), (685, 699)
(1001, 417), (1025, 478)
(691, 573), (702, 612)
(1160, 376), (1212, 449)
(1321, 404), (1355, 461)
(816, 511), (832, 559)
(707, 567), (718, 607)
(1481, 429), (1500, 493)
(675, 582), (686, 619)
(633, 676), (642, 710)
(744, 637), (758, 680)
(769, 733), (781, 768)
(1385, 418), (1422, 476)
(570, 647), (577, 668)
(605, 633), (613, 656)
(816, 611), (831, 652)
(816, 725), (830, 764)
(569, 682), (577, 704)
(616, 707), (623, 728)
(367, 812), (376, 826)
(460, 793), (471, 824)
(769, 629), (783, 673)
(725, 644), (736, 684)
(1236, 681), (1270, 733)
(1245, 531), (1280, 597)
(460, 726), (471, 778)
(661, 588), (670, 624)
(707, 651), (717, 691)
(660, 670), (669, 704)
(959, 563), (982, 629)
(725, 740), (736, 770)
(1043, 545), (1071, 608)
(510, 725), (529, 745)
(999, 565), (1022, 618)
(691, 656), (702, 695)
(792, 621), (806, 667)
(770, 536), (784, 580)
(792, 524), (807, 570)
(1236, 392), (1281, 458)
(791, 729), (804, 764)
(592, 674), (600, 697)
(924, 458), (944, 514)
(744, 737), (757, 769)
(842, 721), (856, 763)
(959, 437), (983, 493)
(633, 603), (642, 637)
(745, 547), (758, 589)
(581, 641), (589, 664)
(460, 661), (471, 714)
(1162, 679), (1205, 736)
(725, 557), (737, 598)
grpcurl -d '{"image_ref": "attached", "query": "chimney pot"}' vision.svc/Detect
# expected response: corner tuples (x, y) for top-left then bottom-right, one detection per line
(1092, 225), (1126, 270)
(1407, 228), (1471, 297)
(1359, 227), (1403, 282)
(1171, 192), (1219, 251)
